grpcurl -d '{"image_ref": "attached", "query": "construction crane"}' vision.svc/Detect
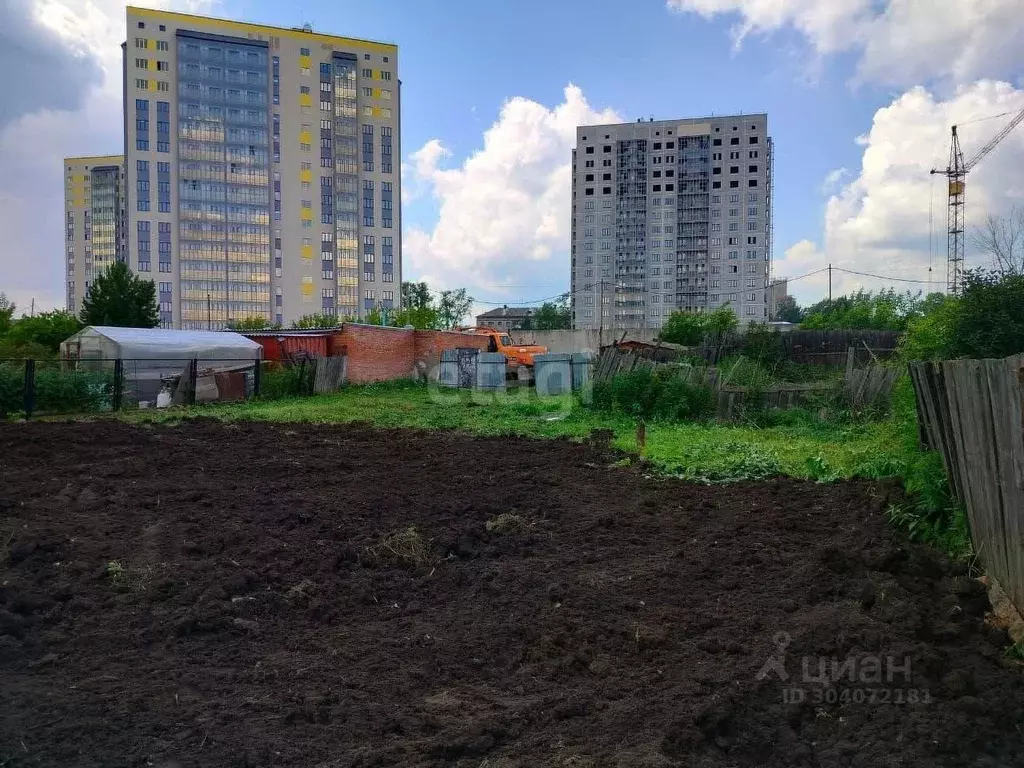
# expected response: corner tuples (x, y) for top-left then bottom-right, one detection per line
(930, 107), (1024, 295)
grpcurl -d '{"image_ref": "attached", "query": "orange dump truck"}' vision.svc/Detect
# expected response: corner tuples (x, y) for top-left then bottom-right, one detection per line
(457, 327), (549, 381)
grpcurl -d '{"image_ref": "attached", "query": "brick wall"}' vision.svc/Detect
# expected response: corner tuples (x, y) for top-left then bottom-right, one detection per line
(334, 324), (415, 384)
(413, 330), (489, 375)
(332, 324), (491, 384)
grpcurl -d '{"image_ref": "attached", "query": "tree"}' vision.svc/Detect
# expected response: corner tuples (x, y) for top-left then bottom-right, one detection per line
(402, 281), (433, 311)
(6, 311), (82, 353)
(801, 288), (922, 331)
(0, 293), (14, 336)
(80, 262), (159, 328)
(774, 295), (803, 324)
(660, 306), (738, 345)
(291, 312), (341, 329)
(533, 294), (571, 330)
(948, 271), (1024, 359)
(392, 306), (439, 329)
(973, 207), (1024, 277)
(436, 288), (473, 330)
(226, 316), (278, 331)
(900, 295), (961, 361)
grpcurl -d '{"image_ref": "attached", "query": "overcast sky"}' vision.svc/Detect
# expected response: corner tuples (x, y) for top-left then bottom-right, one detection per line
(2, 0), (1023, 316)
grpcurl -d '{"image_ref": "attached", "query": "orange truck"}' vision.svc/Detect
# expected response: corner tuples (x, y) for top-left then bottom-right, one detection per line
(458, 326), (549, 381)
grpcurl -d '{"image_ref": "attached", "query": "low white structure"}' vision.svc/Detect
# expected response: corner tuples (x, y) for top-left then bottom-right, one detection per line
(60, 326), (262, 405)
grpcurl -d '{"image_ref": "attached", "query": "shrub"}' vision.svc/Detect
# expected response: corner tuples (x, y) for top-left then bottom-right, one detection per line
(591, 366), (714, 422)
(0, 363), (113, 415)
(741, 322), (785, 364)
(259, 362), (315, 399)
(660, 306), (738, 345)
(34, 368), (115, 413)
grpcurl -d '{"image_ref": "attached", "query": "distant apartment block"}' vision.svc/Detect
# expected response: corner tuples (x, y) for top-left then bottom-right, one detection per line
(64, 155), (127, 313)
(474, 306), (535, 331)
(120, 6), (401, 329)
(570, 115), (773, 330)
(768, 277), (789, 319)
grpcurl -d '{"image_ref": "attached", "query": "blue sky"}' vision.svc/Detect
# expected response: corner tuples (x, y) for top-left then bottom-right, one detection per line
(237, 0), (879, 304)
(1, 0), (1023, 313)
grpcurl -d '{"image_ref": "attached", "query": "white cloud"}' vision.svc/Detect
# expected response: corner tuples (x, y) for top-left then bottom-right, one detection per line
(402, 84), (620, 300)
(666, 0), (1024, 87)
(774, 80), (1024, 303)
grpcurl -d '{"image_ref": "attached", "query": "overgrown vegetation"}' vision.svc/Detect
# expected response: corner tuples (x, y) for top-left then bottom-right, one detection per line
(258, 362), (315, 400)
(659, 306), (739, 345)
(591, 366), (714, 422)
(0, 361), (114, 415)
(801, 288), (930, 332)
(898, 271), (1024, 361)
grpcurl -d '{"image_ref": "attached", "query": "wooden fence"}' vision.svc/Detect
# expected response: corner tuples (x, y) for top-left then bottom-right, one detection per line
(594, 344), (897, 420)
(909, 356), (1024, 614)
(701, 329), (901, 365)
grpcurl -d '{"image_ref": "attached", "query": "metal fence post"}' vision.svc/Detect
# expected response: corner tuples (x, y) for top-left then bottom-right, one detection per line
(252, 360), (262, 398)
(23, 359), (35, 420)
(112, 359), (124, 412)
(188, 358), (198, 406)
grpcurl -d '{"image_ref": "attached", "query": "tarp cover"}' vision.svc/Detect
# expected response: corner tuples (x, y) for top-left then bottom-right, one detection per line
(62, 326), (262, 361)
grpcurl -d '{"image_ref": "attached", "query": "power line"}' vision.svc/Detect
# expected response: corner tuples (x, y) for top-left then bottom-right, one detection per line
(834, 267), (932, 284)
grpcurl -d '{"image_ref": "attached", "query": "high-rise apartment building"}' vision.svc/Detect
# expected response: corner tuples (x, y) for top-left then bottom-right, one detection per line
(570, 115), (772, 330)
(64, 155), (127, 314)
(122, 6), (400, 329)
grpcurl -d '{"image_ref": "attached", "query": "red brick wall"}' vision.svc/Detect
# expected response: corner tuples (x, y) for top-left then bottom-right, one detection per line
(335, 324), (415, 384)
(413, 330), (489, 374)
(325, 325), (492, 384)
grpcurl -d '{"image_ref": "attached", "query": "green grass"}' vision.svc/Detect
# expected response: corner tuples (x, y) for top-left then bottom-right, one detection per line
(122, 376), (968, 558)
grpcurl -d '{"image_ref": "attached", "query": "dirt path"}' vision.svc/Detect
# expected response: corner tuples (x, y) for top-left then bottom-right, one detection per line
(1, 420), (1022, 767)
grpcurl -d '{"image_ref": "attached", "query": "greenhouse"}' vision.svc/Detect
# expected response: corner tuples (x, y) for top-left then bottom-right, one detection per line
(59, 326), (262, 407)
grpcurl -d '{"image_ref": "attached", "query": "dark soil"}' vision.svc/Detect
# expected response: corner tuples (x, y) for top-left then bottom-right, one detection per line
(1, 420), (1022, 767)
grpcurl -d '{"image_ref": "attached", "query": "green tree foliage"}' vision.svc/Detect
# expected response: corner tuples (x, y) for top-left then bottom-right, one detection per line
(801, 288), (925, 331)
(901, 273), (1024, 360)
(774, 295), (803, 323)
(532, 294), (571, 330)
(591, 367), (714, 422)
(226, 316), (279, 331)
(660, 306), (739, 345)
(900, 295), (960, 361)
(80, 262), (159, 328)
(392, 306), (439, 329)
(6, 311), (82, 353)
(947, 272), (1024, 359)
(741, 322), (786, 364)
(291, 313), (341, 329)
(0, 293), (14, 336)
(436, 288), (473, 330)
(401, 281), (433, 310)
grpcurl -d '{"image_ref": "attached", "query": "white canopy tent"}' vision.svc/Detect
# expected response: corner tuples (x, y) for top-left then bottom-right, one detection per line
(60, 327), (262, 406)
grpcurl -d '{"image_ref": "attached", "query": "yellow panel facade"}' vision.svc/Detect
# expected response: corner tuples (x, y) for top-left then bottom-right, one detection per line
(127, 6), (397, 54)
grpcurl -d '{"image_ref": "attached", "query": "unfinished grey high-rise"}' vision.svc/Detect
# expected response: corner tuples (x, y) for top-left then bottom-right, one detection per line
(570, 115), (773, 330)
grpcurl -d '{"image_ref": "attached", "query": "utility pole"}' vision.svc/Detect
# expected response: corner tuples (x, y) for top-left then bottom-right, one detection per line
(206, 293), (211, 331)
(828, 263), (832, 305)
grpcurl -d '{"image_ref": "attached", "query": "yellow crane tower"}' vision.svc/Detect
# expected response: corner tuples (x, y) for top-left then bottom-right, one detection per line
(930, 107), (1024, 295)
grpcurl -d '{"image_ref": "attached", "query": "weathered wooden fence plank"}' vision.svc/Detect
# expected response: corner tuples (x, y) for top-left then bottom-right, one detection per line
(910, 355), (1024, 615)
